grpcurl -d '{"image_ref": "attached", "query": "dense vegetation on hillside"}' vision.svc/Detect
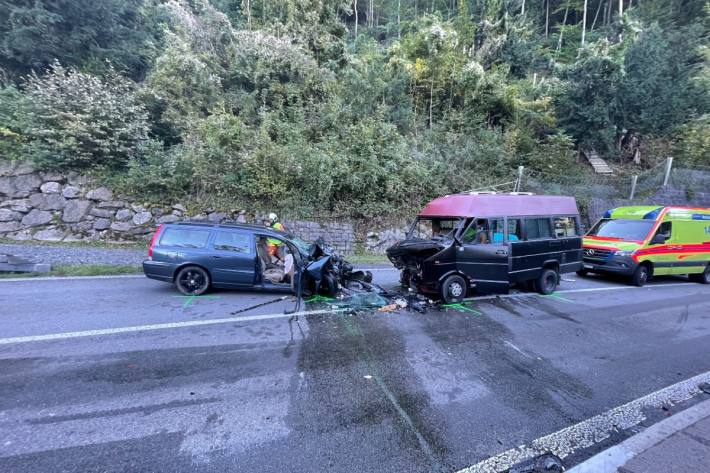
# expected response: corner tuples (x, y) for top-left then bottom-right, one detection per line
(1, 0), (708, 217)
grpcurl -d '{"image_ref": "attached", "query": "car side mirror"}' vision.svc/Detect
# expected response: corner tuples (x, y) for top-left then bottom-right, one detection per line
(651, 234), (667, 245)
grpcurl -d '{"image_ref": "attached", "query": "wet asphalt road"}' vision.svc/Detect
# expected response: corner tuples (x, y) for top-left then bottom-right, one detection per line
(1, 270), (710, 472)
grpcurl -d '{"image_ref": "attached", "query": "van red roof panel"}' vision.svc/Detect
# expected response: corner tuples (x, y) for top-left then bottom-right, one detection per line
(419, 194), (579, 218)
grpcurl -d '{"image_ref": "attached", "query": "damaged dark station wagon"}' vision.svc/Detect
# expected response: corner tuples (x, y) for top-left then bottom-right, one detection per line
(387, 193), (583, 302)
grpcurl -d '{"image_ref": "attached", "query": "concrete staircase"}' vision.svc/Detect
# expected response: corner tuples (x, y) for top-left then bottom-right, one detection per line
(584, 150), (614, 174)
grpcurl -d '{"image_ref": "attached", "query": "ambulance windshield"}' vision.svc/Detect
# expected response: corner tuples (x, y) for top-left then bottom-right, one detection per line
(588, 219), (655, 241)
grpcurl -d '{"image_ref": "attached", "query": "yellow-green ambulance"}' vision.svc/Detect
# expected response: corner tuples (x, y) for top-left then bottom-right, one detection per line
(580, 206), (710, 286)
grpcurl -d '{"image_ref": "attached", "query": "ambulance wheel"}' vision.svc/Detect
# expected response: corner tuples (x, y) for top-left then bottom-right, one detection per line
(631, 264), (650, 287)
(689, 265), (710, 284)
(535, 268), (559, 295)
(441, 275), (467, 304)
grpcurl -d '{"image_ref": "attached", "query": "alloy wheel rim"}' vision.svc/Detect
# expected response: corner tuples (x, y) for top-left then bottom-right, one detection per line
(450, 282), (463, 298)
(180, 270), (205, 293)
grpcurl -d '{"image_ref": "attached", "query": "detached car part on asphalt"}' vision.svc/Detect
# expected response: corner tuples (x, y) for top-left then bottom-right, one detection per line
(143, 222), (372, 297)
(386, 192), (584, 303)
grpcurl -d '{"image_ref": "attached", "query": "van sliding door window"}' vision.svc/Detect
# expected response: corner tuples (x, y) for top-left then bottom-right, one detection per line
(507, 219), (522, 241)
(524, 218), (552, 240)
(553, 217), (577, 237)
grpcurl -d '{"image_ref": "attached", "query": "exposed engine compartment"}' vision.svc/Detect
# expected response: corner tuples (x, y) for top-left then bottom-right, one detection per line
(386, 239), (446, 288)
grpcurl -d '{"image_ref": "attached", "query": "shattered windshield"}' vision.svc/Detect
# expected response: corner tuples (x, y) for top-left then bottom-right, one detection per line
(408, 217), (463, 240)
(285, 234), (312, 255)
(587, 219), (654, 241)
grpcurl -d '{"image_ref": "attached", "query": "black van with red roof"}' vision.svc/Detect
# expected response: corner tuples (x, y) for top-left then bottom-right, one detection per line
(386, 192), (583, 302)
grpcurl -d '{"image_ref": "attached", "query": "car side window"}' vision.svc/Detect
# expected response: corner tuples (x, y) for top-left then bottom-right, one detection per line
(524, 218), (552, 240)
(213, 232), (252, 253)
(159, 228), (210, 248)
(553, 217), (577, 237)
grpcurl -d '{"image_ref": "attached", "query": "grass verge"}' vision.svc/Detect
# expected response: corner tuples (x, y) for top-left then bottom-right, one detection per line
(0, 264), (143, 279)
(0, 237), (146, 250)
(348, 254), (390, 265)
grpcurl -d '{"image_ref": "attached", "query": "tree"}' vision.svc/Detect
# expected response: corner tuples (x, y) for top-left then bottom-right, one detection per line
(17, 62), (150, 169)
(0, 0), (158, 81)
(556, 40), (623, 154)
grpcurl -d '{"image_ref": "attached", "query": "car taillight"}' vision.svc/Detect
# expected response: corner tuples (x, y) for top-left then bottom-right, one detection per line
(148, 224), (164, 258)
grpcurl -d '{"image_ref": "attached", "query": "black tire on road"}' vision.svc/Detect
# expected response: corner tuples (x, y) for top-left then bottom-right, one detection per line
(535, 268), (559, 295)
(576, 269), (589, 277)
(175, 265), (211, 296)
(630, 264), (650, 287)
(318, 273), (338, 298)
(441, 274), (467, 304)
(689, 265), (710, 284)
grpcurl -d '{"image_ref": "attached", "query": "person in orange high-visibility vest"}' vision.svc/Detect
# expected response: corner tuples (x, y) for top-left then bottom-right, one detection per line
(266, 212), (285, 262)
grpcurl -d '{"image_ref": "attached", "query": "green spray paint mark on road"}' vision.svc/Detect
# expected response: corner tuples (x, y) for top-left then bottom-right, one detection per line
(305, 295), (336, 303)
(172, 295), (221, 308)
(541, 292), (575, 303)
(441, 302), (482, 315)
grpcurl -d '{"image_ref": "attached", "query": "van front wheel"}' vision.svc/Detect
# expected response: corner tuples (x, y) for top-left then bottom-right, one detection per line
(441, 275), (467, 304)
(631, 265), (650, 287)
(689, 265), (710, 284)
(535, 268), (559, 295)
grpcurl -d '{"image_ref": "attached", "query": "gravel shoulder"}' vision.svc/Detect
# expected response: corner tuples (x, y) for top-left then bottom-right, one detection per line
(0, 243), (146, 266)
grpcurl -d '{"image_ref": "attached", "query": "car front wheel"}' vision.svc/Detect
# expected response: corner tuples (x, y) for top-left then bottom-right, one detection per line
(175, 266), (211, 296)
(630, 265), (650, 287)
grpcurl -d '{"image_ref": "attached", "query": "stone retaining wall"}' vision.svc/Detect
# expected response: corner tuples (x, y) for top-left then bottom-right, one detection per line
(0, 161), (366, 253)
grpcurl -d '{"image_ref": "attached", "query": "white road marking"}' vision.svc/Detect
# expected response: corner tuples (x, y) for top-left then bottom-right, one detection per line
(0, 308), (345, 346)
(457, 370), (710, 473)
(567, 397), (710, 473)
(463, 282), (696, 302)
(0, 274), (144, 282)
(503, 340), (532, 359)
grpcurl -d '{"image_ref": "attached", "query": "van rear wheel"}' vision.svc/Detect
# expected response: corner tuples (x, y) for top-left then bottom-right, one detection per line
(441, 275), (467, 304)
(689, 265), (710, 284)
(535, 268), (559, 295)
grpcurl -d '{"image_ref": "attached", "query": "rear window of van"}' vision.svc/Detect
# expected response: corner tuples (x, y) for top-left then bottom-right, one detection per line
(159, 228), (210, 248)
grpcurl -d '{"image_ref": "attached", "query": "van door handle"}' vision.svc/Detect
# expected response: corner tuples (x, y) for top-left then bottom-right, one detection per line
(496, 250), (508, 255)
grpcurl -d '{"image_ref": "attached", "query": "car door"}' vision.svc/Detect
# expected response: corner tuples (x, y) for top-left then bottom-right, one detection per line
(208, 230), (257, 287)
(457, 218), (510, 293)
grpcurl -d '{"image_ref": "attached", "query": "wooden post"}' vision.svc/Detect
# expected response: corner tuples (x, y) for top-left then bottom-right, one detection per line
(663, 157), (673, 187)
(516, 166), (525, 192)
(629, 175), (638, 200)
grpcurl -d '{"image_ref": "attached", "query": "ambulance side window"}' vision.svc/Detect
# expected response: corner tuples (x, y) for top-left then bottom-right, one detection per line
(655, 222), (672, 240)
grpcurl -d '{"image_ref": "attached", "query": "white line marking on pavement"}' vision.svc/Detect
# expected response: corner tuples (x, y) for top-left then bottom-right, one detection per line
(0, 308), (345, 346)
(503, 340), (532, 359)
(567, 397), (710, 473)
(463, 282), (696, 302)
(457, 370), (710, 473)
(0, 274), (144, 282)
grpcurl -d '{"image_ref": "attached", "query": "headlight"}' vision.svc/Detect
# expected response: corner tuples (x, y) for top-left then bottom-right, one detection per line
(615, 250), (634, 257)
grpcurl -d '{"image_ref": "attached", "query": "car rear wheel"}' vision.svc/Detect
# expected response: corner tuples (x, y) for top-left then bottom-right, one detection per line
(441, 274), (467, 304)
(630, 264), (650, 287)
(689, 265), (710, 284)
(535, 268), (559, 295)
(175, 266), (211, 296)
